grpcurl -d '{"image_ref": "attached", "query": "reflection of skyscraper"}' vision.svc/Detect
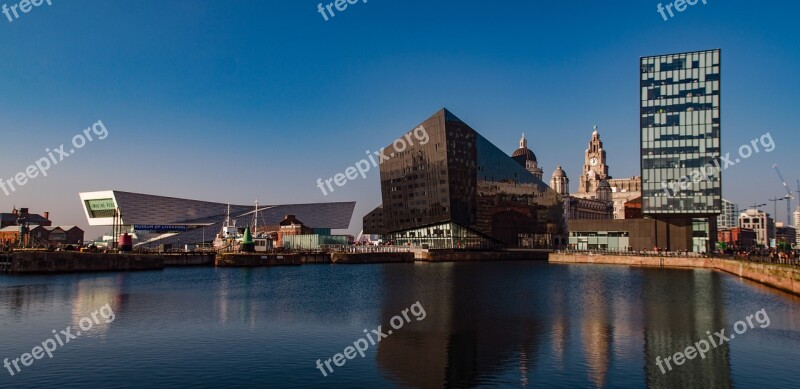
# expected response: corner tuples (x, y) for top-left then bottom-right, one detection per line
(643, 270), (732, 387)
(374, 263), (546, 388)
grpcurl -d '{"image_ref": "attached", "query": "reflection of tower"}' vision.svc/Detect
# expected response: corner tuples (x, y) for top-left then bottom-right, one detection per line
(512, 133), (544, 180)
(578, 126), (610, 193)
(580, 284), (613, 388)
(550, 166), (569, 195)
(375, 264), (545, 388)
(643, 270), (732, 387)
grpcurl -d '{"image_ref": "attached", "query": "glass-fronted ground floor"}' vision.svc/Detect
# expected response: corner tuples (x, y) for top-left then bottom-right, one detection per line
(568, 231), (631, 251)
(387, 222), (501, 249)
(387, 221), (559, 249)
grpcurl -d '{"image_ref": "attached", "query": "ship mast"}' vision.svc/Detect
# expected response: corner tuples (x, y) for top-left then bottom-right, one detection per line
(252, 199), (259, 234)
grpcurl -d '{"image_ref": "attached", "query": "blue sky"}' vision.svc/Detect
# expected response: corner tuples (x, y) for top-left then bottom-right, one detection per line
(0, 0), (798, 236)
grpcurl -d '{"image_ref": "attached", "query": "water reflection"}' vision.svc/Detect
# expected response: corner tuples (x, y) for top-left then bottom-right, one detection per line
(375, 263), (547, 388)
(373, 264), (736, 388)
(643, 269), (732, 388)
(1, 263), (796, 388)
(0, 283), (52, 314)
(581, 290), (612, 388)
(70, 276), (124, 337)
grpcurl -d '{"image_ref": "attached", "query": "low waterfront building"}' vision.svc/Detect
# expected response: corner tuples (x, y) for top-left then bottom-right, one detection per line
(0, 208), (51, 229)
(624, 197), (642, 219)
(568, 218), (698, 252)
(79, 191), (355, 248)
(717, 227), (756, 250)
(775, 222), (796, 248)
(0, 225), (84, 247)
(276, 214), (314, 247)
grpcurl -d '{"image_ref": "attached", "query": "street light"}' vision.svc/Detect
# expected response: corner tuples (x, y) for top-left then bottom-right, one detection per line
(769, 196), (786, 222)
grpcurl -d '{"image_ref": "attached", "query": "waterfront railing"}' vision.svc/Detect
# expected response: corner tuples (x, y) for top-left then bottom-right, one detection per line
(555, 249), (799, 267)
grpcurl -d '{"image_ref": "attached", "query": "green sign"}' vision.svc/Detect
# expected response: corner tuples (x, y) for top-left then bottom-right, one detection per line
(87, 199), (116, 211)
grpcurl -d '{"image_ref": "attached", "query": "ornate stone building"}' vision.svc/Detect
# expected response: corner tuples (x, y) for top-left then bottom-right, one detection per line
(570, 126), (641, 219)
(550, 165), (612, 222)
(512, 134), (544, 180)
(577, 126), (609, 193)
(550, 166), (569, 195)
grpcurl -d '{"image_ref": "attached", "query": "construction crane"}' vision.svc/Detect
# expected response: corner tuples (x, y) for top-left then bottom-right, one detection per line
(771, 164), (794, 225)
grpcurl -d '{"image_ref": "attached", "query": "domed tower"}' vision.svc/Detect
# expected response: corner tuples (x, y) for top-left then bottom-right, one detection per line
(550, 166), (569, 195)
(597, 179), (612, 202)
(512, 133), (544, 180)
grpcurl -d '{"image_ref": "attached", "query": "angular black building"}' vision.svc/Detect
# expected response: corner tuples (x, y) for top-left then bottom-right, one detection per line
(364, 108), (564, 249)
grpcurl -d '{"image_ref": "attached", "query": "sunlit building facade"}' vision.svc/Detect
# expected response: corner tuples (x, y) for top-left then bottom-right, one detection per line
(79, 191), (355, 248)
(640, 49), (722, 252)
(364, 108), (564, 249)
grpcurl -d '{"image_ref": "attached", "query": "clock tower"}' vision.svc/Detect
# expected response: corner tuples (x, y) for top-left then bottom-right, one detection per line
(578, 125), (609, 193)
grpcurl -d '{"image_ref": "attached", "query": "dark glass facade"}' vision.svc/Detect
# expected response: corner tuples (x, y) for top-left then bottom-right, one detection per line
(640, 49), (722, 215)
(640, 50), (722, 252)
(369, 108), (564, 248)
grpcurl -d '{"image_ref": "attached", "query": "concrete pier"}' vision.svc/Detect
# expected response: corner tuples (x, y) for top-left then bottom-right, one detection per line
(215, 253), (303, 267)
(164, 254), (215, 266)
(331, 252), (414, 264)
(5, 251), (165, 273)
(415, 249), (550, 262)
(550, 253), (800, 296)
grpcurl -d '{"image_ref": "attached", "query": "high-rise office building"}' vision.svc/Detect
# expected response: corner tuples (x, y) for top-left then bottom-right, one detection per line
(717, 199), (738, 229)
(793, 207), (800, 244)
(640, 49), (722, 252)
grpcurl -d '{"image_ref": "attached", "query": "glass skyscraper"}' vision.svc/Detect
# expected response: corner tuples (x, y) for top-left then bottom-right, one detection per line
(640, 49), (722, 252)
(364, 108), (565, 249)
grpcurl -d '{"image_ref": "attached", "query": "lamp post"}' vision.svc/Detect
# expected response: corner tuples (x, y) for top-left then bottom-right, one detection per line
(767, 196), (786, 248)
(745, 203), (767, 248)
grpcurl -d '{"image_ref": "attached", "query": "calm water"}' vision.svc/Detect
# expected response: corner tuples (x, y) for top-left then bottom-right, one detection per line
(1, 262), (799, 388)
